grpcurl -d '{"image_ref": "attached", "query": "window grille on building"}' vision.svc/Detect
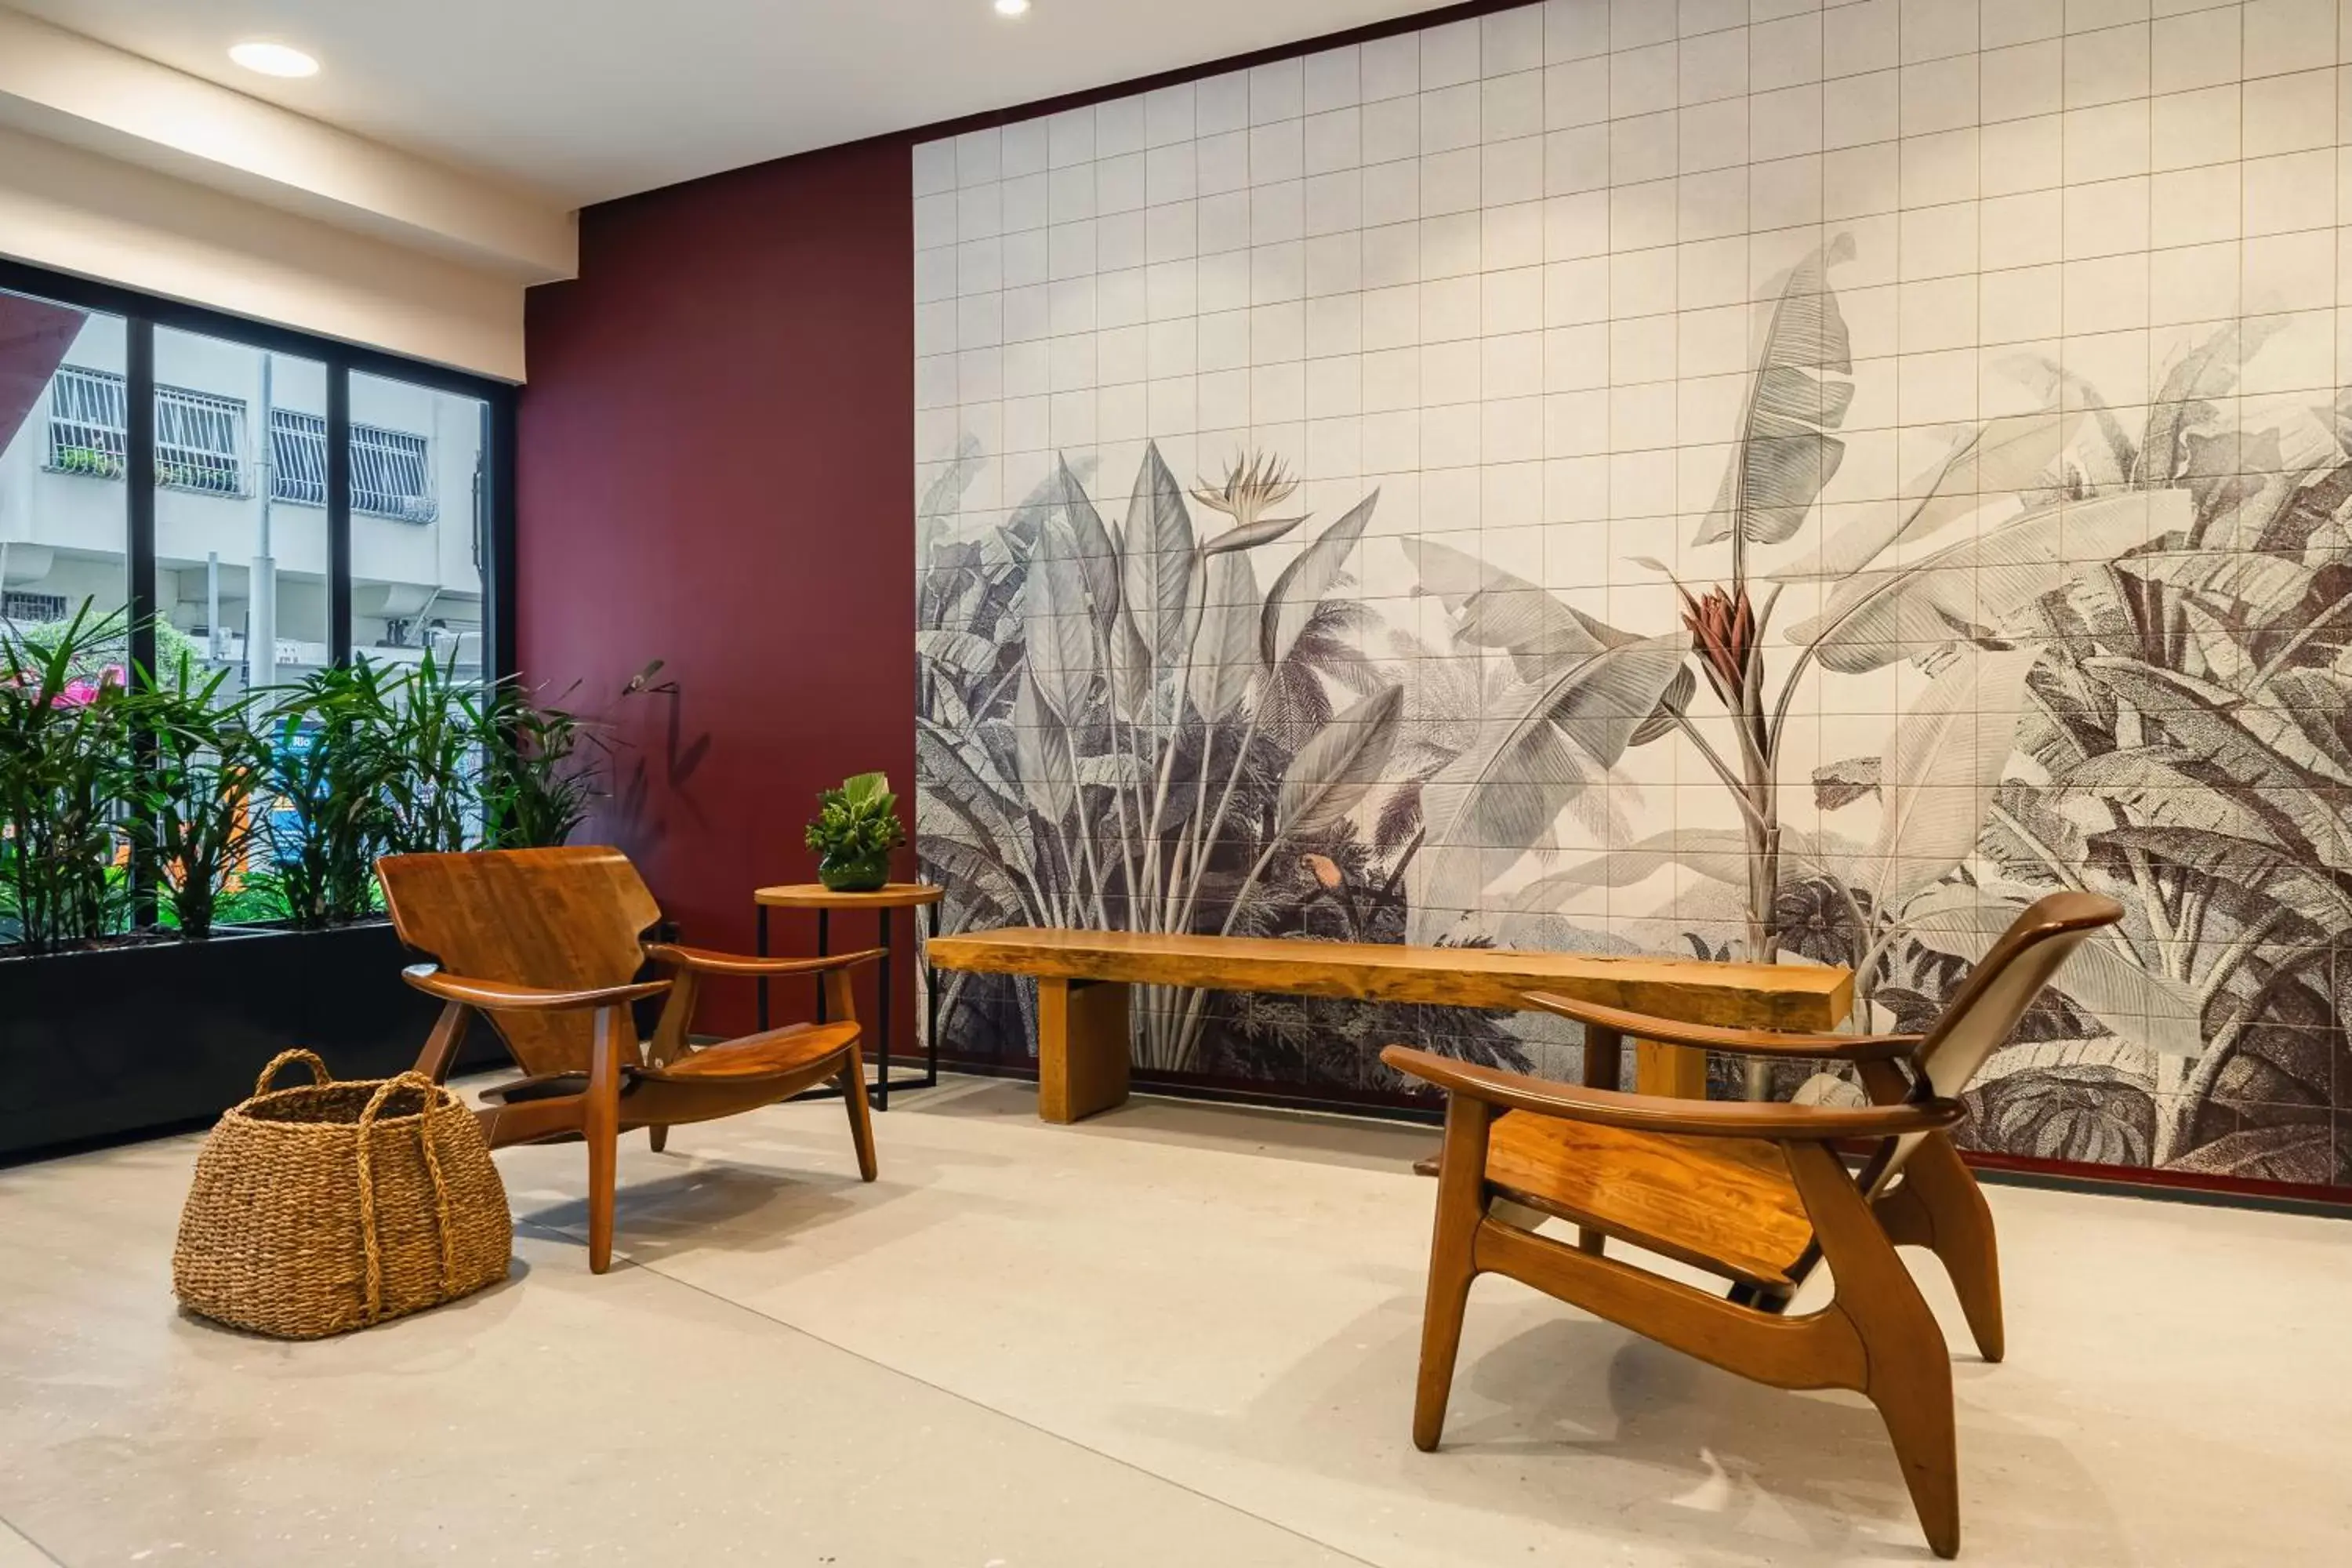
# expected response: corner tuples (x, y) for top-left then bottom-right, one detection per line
(270, 410), (328, 506)
(46, 366), (246, 495)
(266, 411), (435, 521)
(2, 590), (70, 625)
(351, 424), (437, 522)
(155, 385), (245, 495)
(45, 365), (126, 479)
(42, 368), (431, 521)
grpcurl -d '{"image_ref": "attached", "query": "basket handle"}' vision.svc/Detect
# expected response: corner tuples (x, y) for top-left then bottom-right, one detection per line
(354, 1072), (460, 1325)
(254, 1048), (330, 1098)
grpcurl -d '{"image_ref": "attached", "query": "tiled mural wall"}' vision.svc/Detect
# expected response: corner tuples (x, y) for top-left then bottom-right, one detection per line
(913, 0), (2352, 1189)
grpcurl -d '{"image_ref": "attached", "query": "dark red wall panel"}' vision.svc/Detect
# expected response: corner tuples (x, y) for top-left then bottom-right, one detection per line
(518, 140), (914, 1038)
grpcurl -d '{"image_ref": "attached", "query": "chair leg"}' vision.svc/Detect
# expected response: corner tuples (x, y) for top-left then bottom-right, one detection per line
(1871, 1345), (1961, 1561)
(648, 1125), (669, 1152)
(1901, 1134), (2005, 1364)
(1786, 1142), (1961, 1560)
(584, 1006), (625, 1275)
(1858, 1065), (2003, 1364)
(1412, 1094), (1494, 1452)
(839, 1051), (878, 1182)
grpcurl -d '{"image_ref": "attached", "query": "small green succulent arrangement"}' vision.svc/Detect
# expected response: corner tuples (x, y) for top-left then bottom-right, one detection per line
(804, 771), (905, 892)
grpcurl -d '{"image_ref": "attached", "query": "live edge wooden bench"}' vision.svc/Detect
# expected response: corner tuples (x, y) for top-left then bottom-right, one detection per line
(924, 928), (1853, 1123)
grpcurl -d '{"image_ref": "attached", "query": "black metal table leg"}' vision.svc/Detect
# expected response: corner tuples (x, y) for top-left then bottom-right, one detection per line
(756, 904), (769, 1030)
(877, 907), (892, 1112)
(924, 898), (940, 1089)
(815, 908), (829, 1023)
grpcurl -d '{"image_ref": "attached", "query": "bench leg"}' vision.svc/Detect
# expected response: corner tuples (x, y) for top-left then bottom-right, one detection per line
(1635, 1038), (1708, 1098)
(1038, 978), (1130, 1123)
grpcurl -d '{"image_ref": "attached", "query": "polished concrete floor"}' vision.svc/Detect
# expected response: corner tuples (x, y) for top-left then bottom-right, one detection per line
(2, 1074), (2347, 1566)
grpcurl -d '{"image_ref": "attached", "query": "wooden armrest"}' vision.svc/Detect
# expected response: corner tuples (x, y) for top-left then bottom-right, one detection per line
(1380, 1046), (1962, 1141)
(644, 943), (887, 978)
(401, 965), (671, 1011)
(1520, 991), (1920, 1062)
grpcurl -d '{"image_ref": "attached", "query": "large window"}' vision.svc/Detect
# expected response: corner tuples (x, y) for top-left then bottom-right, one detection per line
(3, 259), (516, 935)
(1, 256), (513, 690)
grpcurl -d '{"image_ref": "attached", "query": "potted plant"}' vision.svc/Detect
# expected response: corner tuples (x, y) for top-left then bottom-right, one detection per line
(805, 772), (905, 892)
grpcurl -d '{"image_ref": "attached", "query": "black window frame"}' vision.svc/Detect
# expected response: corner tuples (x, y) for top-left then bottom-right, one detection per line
(0, 254), (518, 686)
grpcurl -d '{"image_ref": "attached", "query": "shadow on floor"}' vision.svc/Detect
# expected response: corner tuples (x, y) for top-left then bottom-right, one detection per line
(1116, 1286), (2128, 1564)
(908, 1077), (1439, 1175)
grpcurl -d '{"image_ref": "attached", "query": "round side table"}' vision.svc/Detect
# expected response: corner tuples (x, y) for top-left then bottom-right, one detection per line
(753, 882), (945, 1111)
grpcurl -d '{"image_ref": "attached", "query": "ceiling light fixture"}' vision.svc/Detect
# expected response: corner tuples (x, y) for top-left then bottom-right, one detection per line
(227, 41), (320, 78)
(994, 0), (1032, 16)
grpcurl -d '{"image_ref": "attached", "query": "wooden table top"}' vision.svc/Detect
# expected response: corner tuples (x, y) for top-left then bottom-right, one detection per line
(926, 927), (1851, 1030)
(754, 882), (945, 909)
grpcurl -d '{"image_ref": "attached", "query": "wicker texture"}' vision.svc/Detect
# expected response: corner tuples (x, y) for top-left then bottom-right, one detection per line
(173, 1051), (513, 1338)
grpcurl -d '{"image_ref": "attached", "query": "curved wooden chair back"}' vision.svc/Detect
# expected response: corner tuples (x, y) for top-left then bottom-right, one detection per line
(1875, 889), (2122, 1187)
(378, 846), (662, 1076)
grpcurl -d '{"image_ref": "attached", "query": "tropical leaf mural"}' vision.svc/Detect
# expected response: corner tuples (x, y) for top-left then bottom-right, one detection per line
(915, 130), (2352, 1189)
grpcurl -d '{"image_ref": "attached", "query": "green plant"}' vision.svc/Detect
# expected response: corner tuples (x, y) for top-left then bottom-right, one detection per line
(260, 661), (405, 927)
(480, 678), (600, 848)
(53, 445), (123, 479)
(375, 648), (484, 855)
(0, 602), (136, 952)
(805, 772), (906, 868)
(120, 652), (271, 938)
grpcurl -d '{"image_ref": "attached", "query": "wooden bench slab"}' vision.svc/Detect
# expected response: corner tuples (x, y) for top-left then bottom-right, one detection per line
(927, 928), (1853, 1123)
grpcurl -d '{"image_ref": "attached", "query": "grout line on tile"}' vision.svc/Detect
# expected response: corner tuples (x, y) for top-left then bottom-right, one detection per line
(0, 1512), (66, 1568)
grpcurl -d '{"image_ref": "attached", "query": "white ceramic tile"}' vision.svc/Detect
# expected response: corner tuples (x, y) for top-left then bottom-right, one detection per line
(1547, 0), (1610, 63)
(2242, 67), (2336, 155)
(1304, 45), (1362, 114)
(1197, 71), (1251, 136)
(1423, 18), (1483, 87)
(1904, 0), (1984, 63)
(1825, 0), (1901, 75)
(1251, 60), (1305, 126)
(1252, 120), (1305, 186)
(1825, 68), (1902, 147)
(2151, 5), (2241, 94)
(1983, 38), (2063, 122)
(2243, 0), (2335, 78)
(1755, 16), (1829, 94)
(1682, 26), (1752, 103)
(1483, 72), (1546, 141)
(1613, 0), (1679, 49)
(1486, 8), (1547, 74)
(1097, 96), (1146, 158)
(1903, 53), (1980, 135)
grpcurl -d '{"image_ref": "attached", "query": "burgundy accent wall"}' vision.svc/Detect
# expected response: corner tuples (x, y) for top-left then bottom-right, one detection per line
(518, 139), (915, 1039)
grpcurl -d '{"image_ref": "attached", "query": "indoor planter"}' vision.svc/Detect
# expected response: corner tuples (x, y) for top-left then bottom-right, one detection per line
(0, 605), (604, 1163)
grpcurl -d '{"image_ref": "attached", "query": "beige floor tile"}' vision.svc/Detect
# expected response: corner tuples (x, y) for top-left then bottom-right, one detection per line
(6, 1074), (2349, 1566)
(0, 1134), (1352, 1567)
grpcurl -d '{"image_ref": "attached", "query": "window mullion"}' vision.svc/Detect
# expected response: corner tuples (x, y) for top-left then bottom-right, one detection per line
(327, 364), (351, 663)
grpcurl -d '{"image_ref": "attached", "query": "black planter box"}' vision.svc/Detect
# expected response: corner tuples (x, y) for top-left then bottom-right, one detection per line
(0, 922), (499, 1165)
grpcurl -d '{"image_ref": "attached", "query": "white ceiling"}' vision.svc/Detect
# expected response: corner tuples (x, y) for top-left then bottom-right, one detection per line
(9, 0), (1439, 206)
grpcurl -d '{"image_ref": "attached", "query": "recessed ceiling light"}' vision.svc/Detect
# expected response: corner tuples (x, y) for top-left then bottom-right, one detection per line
(994, 0), (1031, 16)
(228, 41), (320, 78)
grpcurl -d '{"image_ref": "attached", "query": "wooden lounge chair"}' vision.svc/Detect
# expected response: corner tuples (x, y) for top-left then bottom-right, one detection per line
(377, 846), (883, 1273)
(1385, 891), (2124, 1559)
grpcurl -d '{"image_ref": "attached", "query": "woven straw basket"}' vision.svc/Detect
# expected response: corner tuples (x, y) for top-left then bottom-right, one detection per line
(173, 1051), (513, 1339)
